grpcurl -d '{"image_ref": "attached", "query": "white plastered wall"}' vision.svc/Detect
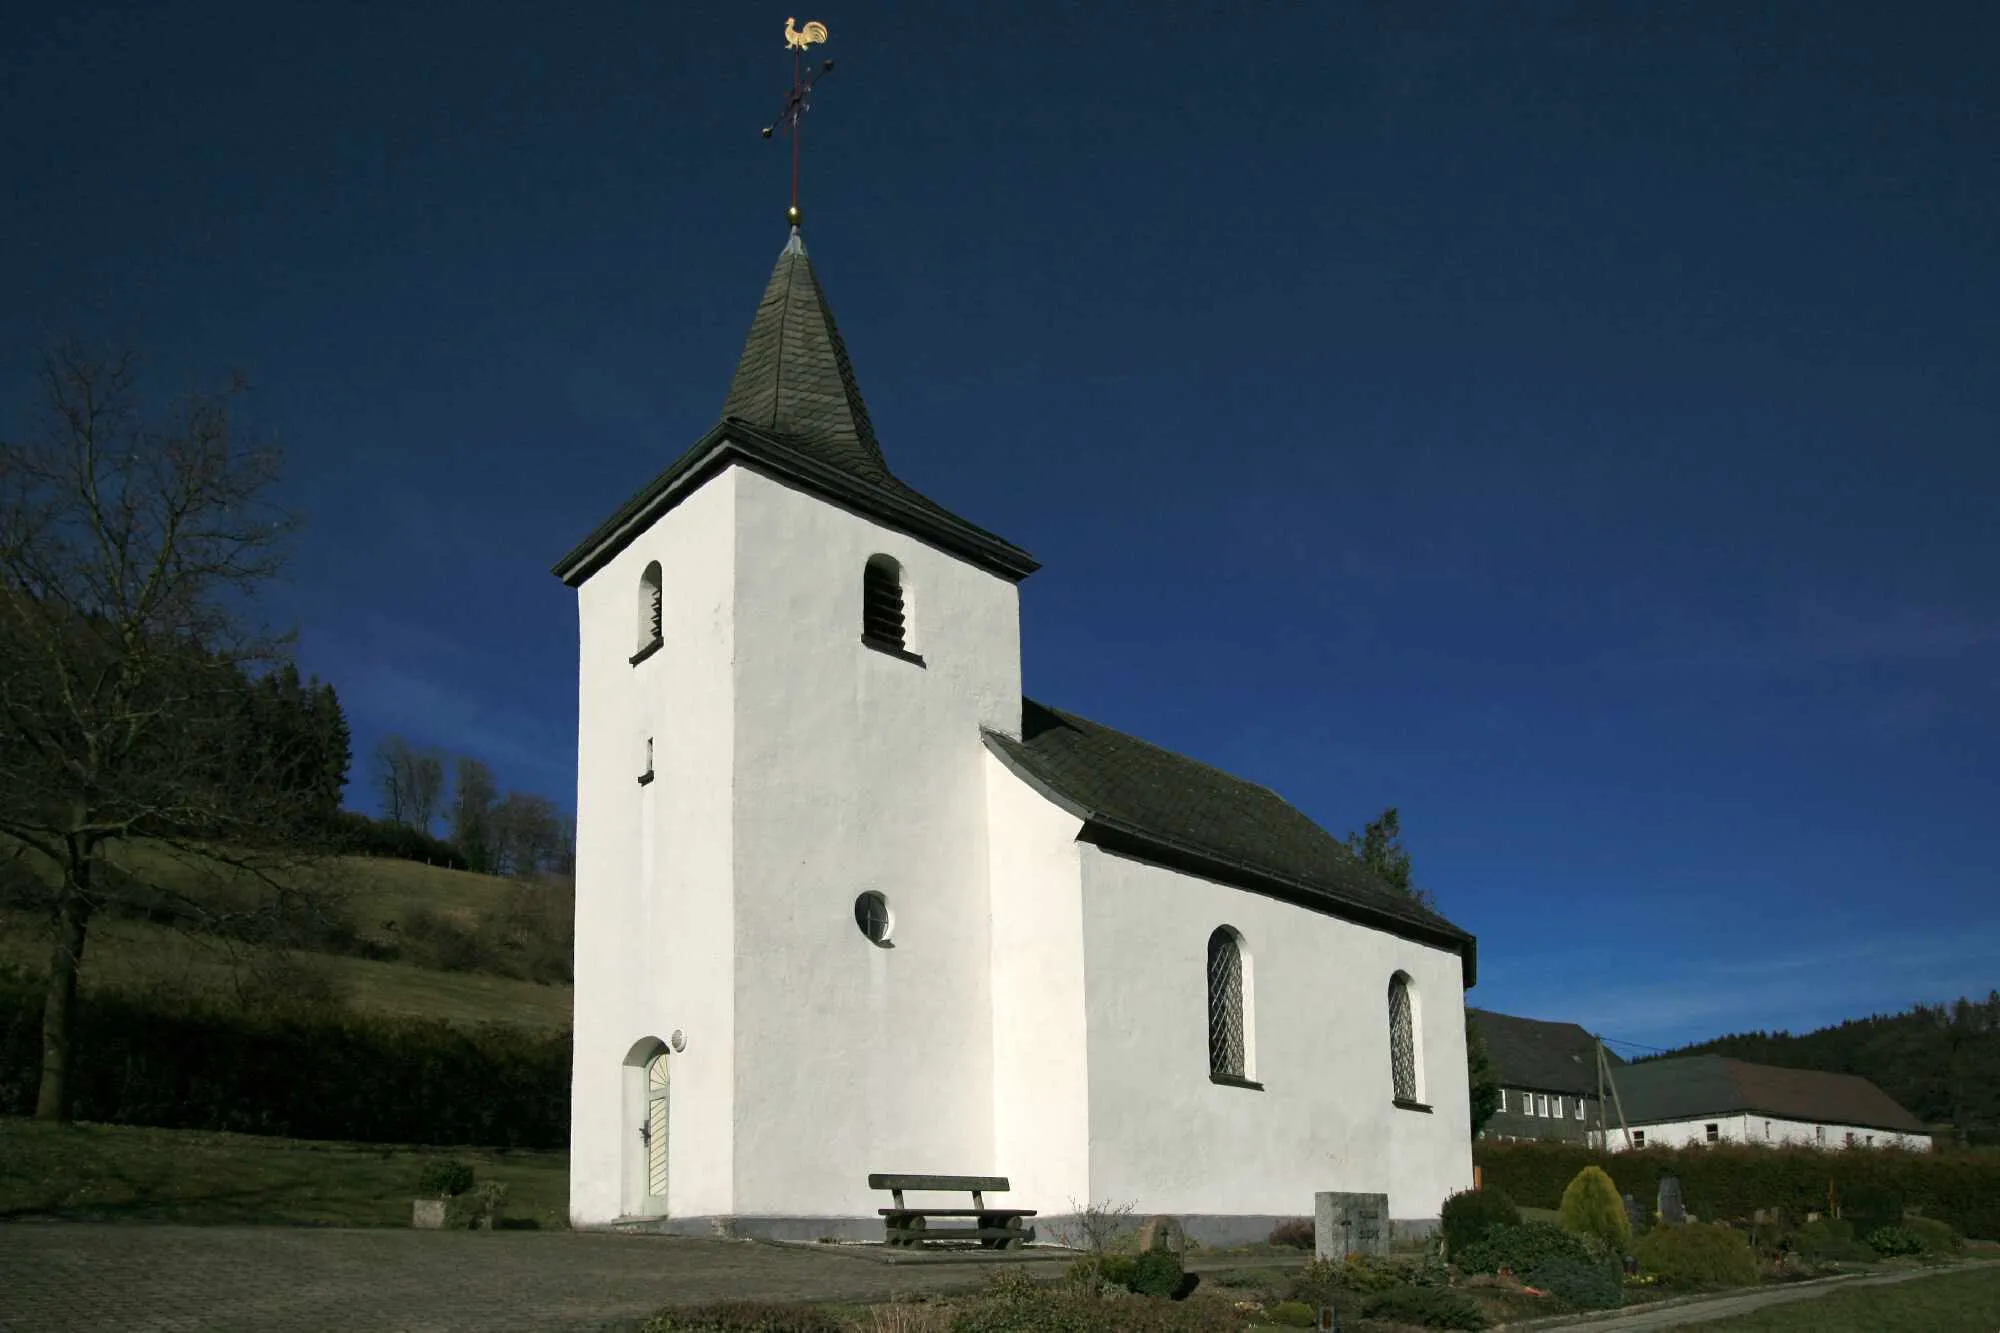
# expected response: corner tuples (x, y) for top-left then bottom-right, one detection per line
(1078, 847), (1474, 1222)
(985, 751), (1090, 1212)
(570, 469), (739, 1226)
(726, 467), (1024, 1217)
(1606, 1114), (1931, 1153)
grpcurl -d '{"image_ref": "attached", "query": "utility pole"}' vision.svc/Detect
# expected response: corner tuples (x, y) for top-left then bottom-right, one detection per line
(1596, 1036), (1633, 1150)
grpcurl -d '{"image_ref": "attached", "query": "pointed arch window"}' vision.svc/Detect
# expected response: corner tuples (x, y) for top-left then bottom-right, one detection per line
(633, 561), (664, 665)
(1207, 926), (1259, 1088)
(1389, 971), (1426, 1107)
(862, 555), (906, 651)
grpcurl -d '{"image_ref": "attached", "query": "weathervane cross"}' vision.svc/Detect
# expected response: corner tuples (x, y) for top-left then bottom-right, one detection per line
(761, 17), (835, 229)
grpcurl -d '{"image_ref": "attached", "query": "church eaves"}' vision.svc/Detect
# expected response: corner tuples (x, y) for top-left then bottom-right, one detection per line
(553, 229), (1037, 587)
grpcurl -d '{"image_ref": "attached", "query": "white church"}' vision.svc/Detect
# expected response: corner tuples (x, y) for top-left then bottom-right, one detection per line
(553, 224), (1479, 1243)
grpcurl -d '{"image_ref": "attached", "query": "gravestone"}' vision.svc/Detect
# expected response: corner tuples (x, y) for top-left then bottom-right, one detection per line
(1622, 1192), (1645, 1238)
(1315, 1192), (1389, 1260)
(1657, 1175), (1685, 1226)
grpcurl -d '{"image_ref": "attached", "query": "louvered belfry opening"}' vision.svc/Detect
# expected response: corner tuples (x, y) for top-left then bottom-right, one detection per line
(1208, 927), (1245, 1078)
(639, 561), (664, 651)
(863, 556), (906, 650)
(1389, 974), (1417, 1101)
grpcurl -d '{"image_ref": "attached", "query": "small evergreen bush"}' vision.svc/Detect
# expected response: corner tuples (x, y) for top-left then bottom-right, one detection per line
(1441, 1186), (1520, 1257)
(1558, 1166), (1631, 1256)
(1524, 1257), (1623, 1309)
(1634, 1222), (1758, 1287)
(418, 1158), (475, 1197)
(1453, 1222), (1594, 1276)
(1265, 1301), (1316, 1328)
(1901, 1215), (1964, 1255)
(1267, 1217), (1316, 1249)
(1795, 1218), (1876, 1263)
(1864, 1225), (1923, 1257)
(1358, 1284), (1488, 1330)
(1126, 1249), (1185, 1298)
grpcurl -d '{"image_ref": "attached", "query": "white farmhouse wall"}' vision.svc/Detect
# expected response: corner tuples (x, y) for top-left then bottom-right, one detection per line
(985, 751), (1090, 1211)
(1606, 1114), (1930, 1153)
(570, 469), (740, 1227)
(727, 468), (1024, 1218)
(1077, 847), (1473, 1223)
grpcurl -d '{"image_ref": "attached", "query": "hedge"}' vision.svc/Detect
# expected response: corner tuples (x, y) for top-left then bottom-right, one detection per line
(1474, 1139), (2000, 1242)
(0, 976), (566, 1147)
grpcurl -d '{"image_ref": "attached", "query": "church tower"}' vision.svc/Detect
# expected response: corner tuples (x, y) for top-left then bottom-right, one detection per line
(553, 227), (1038, 1228)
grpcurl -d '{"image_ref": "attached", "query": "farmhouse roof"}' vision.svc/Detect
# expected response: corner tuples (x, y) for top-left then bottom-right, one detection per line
(1468, 1009), (1619, 1098)
(553, 228), (1037, 586)
(986, 700), (1479, 984)
(1612, 1055), (1927, 1134)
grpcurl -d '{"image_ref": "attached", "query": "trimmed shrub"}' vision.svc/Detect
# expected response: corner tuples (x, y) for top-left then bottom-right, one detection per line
(639, 1301), (844, 1332)
(1864, 1225), (1923, 1257)
(1358, 1284), (1488, 1330)
(1472, 1140), (2000, 1243)
(1524, 1257), (1623, 1310)
(1902, 1215), (1964, 1255)
(1840, 1182), (1904, 1237)
(1634, 1222), (1758, 1288)
(1266, 1302), (1316, 1328)
(1267, 1217), (1315, 1249)
(1559, 1165), (1631, 1255)
(948, 1272), (1219, 1333)
(418, 1158), (475, 1197)
(1441, 1186), (1521, 1258)
(1453, 1222), (1594, 1277)
(1127, 1249), (1185, 1298)
(1288, 1254), (1415, 1302)
(1795, 1217), (1876, 1263)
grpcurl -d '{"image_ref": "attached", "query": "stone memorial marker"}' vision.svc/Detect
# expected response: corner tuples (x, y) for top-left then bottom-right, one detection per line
(1622, 1192), (1645, 1238)
(1658, 1174), (1685, 1226)
(1315, 1192), (1389, 1260)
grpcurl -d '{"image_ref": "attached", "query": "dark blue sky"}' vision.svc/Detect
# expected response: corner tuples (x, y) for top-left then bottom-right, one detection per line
(5, 3), (1996, 1052)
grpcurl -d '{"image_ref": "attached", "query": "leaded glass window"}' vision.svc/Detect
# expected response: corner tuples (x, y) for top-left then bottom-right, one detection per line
(1388, 973), (1417, 1101)
(1207, 928), (1244, 1078)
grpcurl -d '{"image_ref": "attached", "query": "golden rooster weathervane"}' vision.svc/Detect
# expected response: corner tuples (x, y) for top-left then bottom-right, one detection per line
(762, 18), (836, 229)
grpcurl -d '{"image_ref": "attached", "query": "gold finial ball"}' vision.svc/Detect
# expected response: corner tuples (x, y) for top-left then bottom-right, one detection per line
(787, 204), (803, 228)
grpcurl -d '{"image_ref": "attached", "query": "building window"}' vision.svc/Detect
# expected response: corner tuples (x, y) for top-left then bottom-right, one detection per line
(1388, 972), (1419, 1102)
(1522, 1091), (1536, 1117)
(1536, 1093), (1550, 1118)
(862, 555), (907, 651)
(637, 737), (655, 785)
(635, 561), (664, 660)
(854, 892), (893, 947)
(1705, 1123), (1719, 1143)
(1844, 1132), (1856, 1147)
(1207, 927), (1249, 1081)
(1574, 1097), (1585, 1120)
(1865, 1134), (1873, 1146)
(1632, 1130), (1646, 1148)
(1498, 1089), (1508, 1112)
(1816, 1125), (1825, 1143)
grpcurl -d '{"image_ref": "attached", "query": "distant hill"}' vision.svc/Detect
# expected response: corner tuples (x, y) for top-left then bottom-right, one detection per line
(1635, 993), (2000, 1147)
(0, 842), (571, 1032)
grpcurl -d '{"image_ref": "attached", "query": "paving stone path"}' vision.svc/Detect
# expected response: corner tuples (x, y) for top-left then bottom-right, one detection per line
(0, 1224), (1073, 1333)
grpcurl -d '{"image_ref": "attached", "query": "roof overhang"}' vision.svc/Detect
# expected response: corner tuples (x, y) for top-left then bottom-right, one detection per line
(552, 419), (1040, 588)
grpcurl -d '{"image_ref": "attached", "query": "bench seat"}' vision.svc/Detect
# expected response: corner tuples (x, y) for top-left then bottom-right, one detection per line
(876, 1207), (1037, 1218)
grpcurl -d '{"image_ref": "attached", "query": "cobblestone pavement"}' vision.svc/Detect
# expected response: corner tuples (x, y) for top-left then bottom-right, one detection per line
(0, 1224), (1073, 1333)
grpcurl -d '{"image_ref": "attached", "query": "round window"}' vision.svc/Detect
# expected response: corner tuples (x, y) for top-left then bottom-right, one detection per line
(854, 892), (893, 947)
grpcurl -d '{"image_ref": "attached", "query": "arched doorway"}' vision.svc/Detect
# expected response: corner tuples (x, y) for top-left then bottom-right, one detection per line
(622, 1037), (671, 1217)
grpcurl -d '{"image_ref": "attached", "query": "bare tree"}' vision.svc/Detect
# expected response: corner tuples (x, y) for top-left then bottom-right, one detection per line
(375, 735), (418, 826)
(0, 341), (331, 1120)
(490, 790), (564, 876)
(409, 748), (444, 834)
(450, 756), (498, 871)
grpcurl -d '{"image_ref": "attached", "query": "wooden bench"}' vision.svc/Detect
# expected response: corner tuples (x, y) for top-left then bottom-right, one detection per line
(868, 1173), (1037, 1249)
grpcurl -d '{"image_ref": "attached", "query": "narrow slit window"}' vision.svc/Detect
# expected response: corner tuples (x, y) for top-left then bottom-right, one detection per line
(862, 555), (906, 651)
(1388, 973), (1418, 1102)
(1207, 927), (1245, 1079)
(636, 561), (664, 659)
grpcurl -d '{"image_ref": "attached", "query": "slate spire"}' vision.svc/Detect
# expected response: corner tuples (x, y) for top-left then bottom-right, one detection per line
(719, 227), (889, 482)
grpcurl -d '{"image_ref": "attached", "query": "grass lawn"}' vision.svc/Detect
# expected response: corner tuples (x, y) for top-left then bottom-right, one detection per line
(1697, 1265), (2000, 1331)
(0, 1117), (570, 1228)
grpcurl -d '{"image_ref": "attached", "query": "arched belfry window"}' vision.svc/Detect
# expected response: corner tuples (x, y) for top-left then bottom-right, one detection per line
(634, 561), (664, 663)
(1389, 971), (1420, 1103)
(862, 555), (906, 651)
(1207, 926), (1247, 1080)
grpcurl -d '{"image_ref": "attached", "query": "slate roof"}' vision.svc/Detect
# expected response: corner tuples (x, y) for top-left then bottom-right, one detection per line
(1468, 1008), (1619, 1098)
(986, 700), (1478, 982)
(553, 229), (1037, 587)
(1611, 1055), (1928, 1134)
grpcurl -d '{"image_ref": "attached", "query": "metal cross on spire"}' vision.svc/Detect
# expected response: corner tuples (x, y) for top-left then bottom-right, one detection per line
(760, 17), (835, 229)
